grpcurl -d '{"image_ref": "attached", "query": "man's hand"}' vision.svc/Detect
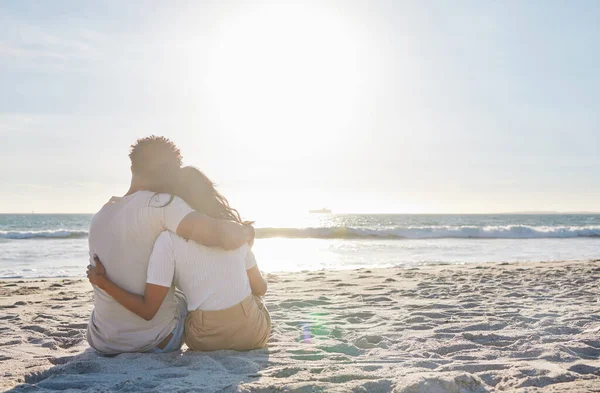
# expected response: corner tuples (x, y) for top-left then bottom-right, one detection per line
(87, 255), (108, 290)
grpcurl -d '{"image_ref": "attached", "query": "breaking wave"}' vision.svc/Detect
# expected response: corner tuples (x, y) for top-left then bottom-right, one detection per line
(255, 225), (600, 240)
(0, 230), (89, 240)
(5, 225), (600, 240)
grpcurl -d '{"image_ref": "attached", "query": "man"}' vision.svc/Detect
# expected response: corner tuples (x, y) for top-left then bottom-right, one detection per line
(87, 136), (253, 354)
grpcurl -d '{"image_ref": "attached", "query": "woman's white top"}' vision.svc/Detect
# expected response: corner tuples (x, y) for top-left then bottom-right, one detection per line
(146, 231), (257, 311)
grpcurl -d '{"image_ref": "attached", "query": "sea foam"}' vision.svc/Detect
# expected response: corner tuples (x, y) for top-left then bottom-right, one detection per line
(0, 230), (89, 240)
(255, 225), (600, 239)
(3, 225), (600, 240)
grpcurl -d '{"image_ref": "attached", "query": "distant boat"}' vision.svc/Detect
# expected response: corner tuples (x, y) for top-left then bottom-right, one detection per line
(309, 208), (332, 214)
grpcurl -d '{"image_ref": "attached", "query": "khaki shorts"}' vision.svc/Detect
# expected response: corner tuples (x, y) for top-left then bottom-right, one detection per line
(184, 294), (271, 351)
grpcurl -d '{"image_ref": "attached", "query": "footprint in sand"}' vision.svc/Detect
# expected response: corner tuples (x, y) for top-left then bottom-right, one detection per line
(409, 311), (449, 320)
(364, 285), (387, 291)
(336, 311), (375, 321)
(568, 364), (600, 376)
(318, 343), (363, 357)
(361, 365), (383, 372)
(270, 367), (302, 378)
(37, 380), (96, 390)
(290, 353), (325, 361)
(565, 345), (600, 359)
(542, 325), (581, 335)
(14, 286), (41, 295)
(1, 339), (22, 345)
(318, 374), (379, 384)
(354, 335), (388, 349)
(34, 313), (60, 321)
(155, 372), (189, 379)
(48, 356), (76, 365)
(353, 379), (394, 393)
(287, 349), (326, 361)
(442, 363), (509, 373)
(335, 283), (357, 287)
(22, 325), (48, 334)
(112, 379), (160, 390)
(51, 296), (78, 301)
(65, 322), (88, 329)
(56, 337), (84, 349)
(582, 340), (600, 349)
(279, 298), (331, 309)
(399, 373), (483, 393)
(219, 356), (261, 374)
(51, 328), (82, 338)
(62, 361), (103, 374)
(433, 342), (480, 356)
(362, 296), (393, 302)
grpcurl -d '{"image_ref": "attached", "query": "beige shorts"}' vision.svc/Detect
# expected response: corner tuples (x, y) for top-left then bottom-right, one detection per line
(184, 294), (271, 351)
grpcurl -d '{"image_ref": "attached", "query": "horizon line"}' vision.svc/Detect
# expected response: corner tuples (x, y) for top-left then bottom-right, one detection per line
(2, 211), (600, 215)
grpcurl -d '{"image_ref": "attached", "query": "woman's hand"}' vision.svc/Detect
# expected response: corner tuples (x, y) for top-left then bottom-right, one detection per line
(87, 254), (108, 290)
(243, 221), (255, 248)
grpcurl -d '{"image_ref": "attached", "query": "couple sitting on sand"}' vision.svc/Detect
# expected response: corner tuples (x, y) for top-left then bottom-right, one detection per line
(85, 136), (270, 354)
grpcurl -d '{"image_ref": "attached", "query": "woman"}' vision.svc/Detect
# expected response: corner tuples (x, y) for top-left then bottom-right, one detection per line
(87, 166), (270, 351)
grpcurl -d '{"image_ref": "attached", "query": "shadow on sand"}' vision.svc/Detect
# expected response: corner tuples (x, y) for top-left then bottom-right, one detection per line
(8, 347), (271, 392)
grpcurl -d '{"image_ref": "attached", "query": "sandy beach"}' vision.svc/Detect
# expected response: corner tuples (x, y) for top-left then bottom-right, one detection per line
(1, 260), (599, 392)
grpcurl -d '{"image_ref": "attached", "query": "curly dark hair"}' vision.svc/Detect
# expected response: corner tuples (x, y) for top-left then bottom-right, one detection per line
(129, 136), (182, 177)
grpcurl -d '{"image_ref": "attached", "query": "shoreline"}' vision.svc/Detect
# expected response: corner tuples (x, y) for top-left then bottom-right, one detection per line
(1, 260), (599, 392)
(2, 258), (599, 282)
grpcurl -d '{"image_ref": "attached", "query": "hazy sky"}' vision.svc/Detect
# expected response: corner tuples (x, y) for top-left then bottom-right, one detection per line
(1, 0), (599, 215)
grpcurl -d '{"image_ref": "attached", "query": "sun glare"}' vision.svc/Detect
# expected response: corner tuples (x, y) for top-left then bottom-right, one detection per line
(206, 4), (362, 156)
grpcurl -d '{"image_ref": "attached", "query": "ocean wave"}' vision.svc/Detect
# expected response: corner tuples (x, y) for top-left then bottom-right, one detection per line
(255, 225), (600, 239)
(4, 225), (600, 240)
(0, 230), (89, 239)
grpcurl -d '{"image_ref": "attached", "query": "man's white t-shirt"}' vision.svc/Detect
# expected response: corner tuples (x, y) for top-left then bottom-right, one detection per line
(86, 191), (193, 354)
(147, 231), (257, 312)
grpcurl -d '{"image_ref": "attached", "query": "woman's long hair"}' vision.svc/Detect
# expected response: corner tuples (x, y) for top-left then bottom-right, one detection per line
(169, 166), (244, 224)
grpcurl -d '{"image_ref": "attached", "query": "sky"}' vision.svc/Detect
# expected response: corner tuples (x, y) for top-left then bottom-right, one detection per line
(1, 0), (599, 215)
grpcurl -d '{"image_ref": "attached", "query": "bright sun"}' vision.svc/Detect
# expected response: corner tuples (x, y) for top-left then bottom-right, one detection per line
(206, 3), (362, 156)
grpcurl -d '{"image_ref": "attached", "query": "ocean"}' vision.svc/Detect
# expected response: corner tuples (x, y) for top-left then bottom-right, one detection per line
(1, 213), (600, 278)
